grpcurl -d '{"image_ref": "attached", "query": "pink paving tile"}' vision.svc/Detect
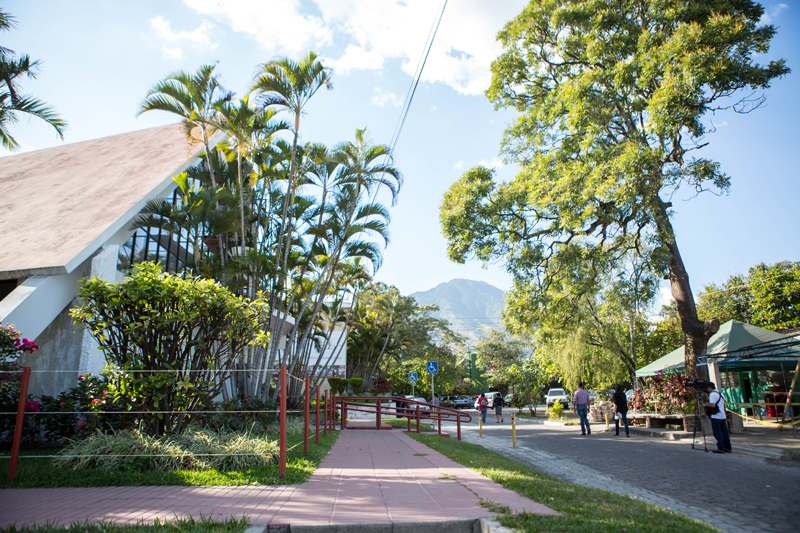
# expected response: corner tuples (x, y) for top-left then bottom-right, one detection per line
(0, 428), (556, 528)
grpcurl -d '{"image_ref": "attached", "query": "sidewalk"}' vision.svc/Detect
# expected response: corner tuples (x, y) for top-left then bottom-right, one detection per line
(0, 429), (556, 529)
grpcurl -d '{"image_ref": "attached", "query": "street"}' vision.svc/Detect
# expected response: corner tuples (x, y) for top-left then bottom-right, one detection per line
(443, 408), (800, 533)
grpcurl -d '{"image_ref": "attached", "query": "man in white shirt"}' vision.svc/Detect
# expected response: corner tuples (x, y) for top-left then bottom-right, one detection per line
(705, 382), (732, 454)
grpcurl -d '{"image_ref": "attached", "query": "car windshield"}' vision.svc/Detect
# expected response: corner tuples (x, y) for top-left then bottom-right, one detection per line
(549, 389), (565, 396)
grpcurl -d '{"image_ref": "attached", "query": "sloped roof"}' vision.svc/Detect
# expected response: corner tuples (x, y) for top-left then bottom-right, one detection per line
(0, 124), (206, 279)
(636, 320), (791, 377)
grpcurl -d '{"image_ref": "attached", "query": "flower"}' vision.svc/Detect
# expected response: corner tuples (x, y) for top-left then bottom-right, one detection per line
(78, 421), (87, 429)
(25, 400), (41, 412)
(59, 402), (65, 408)
(91, 398), (102, 404)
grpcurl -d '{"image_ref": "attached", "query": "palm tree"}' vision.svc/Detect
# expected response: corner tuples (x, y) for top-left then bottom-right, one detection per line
(0, 9), (66, 151)
(211, 95), (288, 260)
(138, 63), (232, 187)
(251, 52), (333, 301)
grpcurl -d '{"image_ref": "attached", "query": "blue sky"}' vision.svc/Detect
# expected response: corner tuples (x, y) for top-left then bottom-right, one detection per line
(3, 0), (798, 313)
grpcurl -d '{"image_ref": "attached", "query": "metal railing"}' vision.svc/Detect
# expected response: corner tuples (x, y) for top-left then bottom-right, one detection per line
(335, 395), (471, 440)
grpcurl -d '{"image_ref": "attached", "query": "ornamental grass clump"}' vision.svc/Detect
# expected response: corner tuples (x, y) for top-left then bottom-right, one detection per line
(55, 428), (278, 472)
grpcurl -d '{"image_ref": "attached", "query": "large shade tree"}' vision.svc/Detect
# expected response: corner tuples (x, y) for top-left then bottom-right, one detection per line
(441, 0), (789, 376)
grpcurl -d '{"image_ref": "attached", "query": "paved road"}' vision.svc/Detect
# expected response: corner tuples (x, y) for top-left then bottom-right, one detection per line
(443, 410), (800, 533)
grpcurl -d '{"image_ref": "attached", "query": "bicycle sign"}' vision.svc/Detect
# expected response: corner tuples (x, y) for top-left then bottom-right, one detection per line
(427, 361), (439, 374)
(409, 372), (418, 382)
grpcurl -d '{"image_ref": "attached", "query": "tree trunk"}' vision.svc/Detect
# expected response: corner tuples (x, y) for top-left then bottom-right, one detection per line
(653, 198), (719, 377)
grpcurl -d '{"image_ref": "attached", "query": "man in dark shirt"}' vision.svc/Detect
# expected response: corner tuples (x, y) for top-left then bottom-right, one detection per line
(573, 382), (591, 435)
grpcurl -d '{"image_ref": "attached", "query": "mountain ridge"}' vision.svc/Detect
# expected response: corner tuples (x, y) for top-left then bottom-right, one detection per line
(410, 278), (505, 344)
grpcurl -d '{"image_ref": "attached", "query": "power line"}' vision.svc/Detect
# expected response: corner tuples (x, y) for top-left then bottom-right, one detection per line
(368, 0), (448, 209)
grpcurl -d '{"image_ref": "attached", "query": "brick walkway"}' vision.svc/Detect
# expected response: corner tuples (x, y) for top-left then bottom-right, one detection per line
(0, 429), (556, 528)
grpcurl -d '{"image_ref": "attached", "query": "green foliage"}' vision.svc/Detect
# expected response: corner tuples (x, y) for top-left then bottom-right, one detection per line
(441, 0), (789, 371)
(0, 515), (249, 533)
(1, 431), (339, 489)
(348, 377), (364, 393)
(474, 329), (528, 392)
(0, 9), (66, 151)
(55, 428), (279, 472)
(748, 261), (800, 330)
(70, 262), (267, 435)
(326, 377), (347, 395)
(547, 402), (564, 421)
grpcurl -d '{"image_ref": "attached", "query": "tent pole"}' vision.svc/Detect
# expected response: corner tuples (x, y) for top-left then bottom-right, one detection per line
(778, 354), (800, 432)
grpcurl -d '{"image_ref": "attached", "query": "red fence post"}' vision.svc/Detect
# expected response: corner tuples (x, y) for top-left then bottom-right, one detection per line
(376, 398), (382, 430)
(316, 386), (320, 444)
(457, 414), (462, 441)
(342, 398), (347, 430)
(7, 366), (31, 483)
(438, 408), (442, 436)
(304, 377), (310, 454)
(331, 392), (336, 431)
(279, 365), (287, 479)
(416, 404), (421, 433)
(323, 389), (328, 436)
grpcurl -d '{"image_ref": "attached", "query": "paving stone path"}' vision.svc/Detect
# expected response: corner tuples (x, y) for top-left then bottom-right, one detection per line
(445, 417), (800, 533)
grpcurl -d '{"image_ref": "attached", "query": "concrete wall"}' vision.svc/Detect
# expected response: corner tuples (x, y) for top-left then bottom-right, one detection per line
(17, 245), (119, 398)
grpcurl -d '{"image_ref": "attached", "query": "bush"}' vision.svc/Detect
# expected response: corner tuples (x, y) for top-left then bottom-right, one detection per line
(547, 402), (564, 420)
(327, 377), (347, 395)
(55, 427), (279, 472)
(371, 376), (392, 394)
(349, 378), (364, 393)
(198, 396), (277, 433)
(70, 262), (267, 435)
(0, 323), (39, 444)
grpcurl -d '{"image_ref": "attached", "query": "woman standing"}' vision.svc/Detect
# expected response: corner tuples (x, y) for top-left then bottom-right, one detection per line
(494, 393), (504, 423)
(613, 385), (630, 437)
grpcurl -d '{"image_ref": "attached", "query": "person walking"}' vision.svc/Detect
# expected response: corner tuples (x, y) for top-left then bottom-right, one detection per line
(573, 382), (591, 435)
(705, 382), (732, 454)
(613, 384), (630, 437)
(477, 393), (489, 423)
(494, 393), (504, 423)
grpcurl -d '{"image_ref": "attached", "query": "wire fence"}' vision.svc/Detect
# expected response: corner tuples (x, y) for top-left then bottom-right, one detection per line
(2, 365), (336, 481)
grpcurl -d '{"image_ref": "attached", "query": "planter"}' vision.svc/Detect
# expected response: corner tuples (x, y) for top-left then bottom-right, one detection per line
(682, 415), (697, 433)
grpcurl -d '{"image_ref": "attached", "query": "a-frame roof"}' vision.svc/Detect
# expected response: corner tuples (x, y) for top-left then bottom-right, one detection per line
(0, 123), (206, 279)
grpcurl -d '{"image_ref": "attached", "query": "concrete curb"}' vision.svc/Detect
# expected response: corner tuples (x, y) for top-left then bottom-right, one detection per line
(254, 517), (513, 532)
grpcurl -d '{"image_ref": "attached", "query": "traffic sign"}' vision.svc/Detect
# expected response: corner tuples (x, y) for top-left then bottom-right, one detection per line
(426, 361), (439, 374)
(409, 372), (418, 382)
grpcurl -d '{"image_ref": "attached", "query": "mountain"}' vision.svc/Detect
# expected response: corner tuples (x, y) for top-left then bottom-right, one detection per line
(410, 279), (505, 344)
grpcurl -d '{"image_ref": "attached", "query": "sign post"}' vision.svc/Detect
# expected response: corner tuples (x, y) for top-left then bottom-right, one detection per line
(427, 361), (438, 404)
(409, 372), (418, 396)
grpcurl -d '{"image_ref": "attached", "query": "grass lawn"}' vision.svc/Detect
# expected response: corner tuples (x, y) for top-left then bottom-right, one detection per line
(0, 515), (248, 533)
(410, 434), (717, 533)
(381, 418), (433, 431)
(0, 432), (338, 489)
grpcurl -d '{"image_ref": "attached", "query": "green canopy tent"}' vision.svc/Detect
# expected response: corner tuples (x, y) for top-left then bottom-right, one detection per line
(636, 320), (799, 415)
(636, 320), (791, 377)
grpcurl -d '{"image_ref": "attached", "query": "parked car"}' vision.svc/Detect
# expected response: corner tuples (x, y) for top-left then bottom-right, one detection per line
(504, 393), (513, 407)
(439, 396), (454, 408)
(411, 397), (431, 410)
(588, 390), (597, 404)
(545, 388), (570, 408)
(453, 395), (472, 409)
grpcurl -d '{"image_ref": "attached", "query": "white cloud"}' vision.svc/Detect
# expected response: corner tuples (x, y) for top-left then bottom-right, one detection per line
(478, 158), (503, 169)
(183, 0), (332, 55)
(761, 3), (788, 24)
(163, 47), (184, 60)
(178, 0), (527, 95)
(149, 15), (218, 59)
(431, 106), (437, 111)
(371, 88), (403, 107)
(453, 160), (464, 170)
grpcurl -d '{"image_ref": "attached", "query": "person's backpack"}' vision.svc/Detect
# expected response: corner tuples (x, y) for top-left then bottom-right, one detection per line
(705, 391), (723, 416)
